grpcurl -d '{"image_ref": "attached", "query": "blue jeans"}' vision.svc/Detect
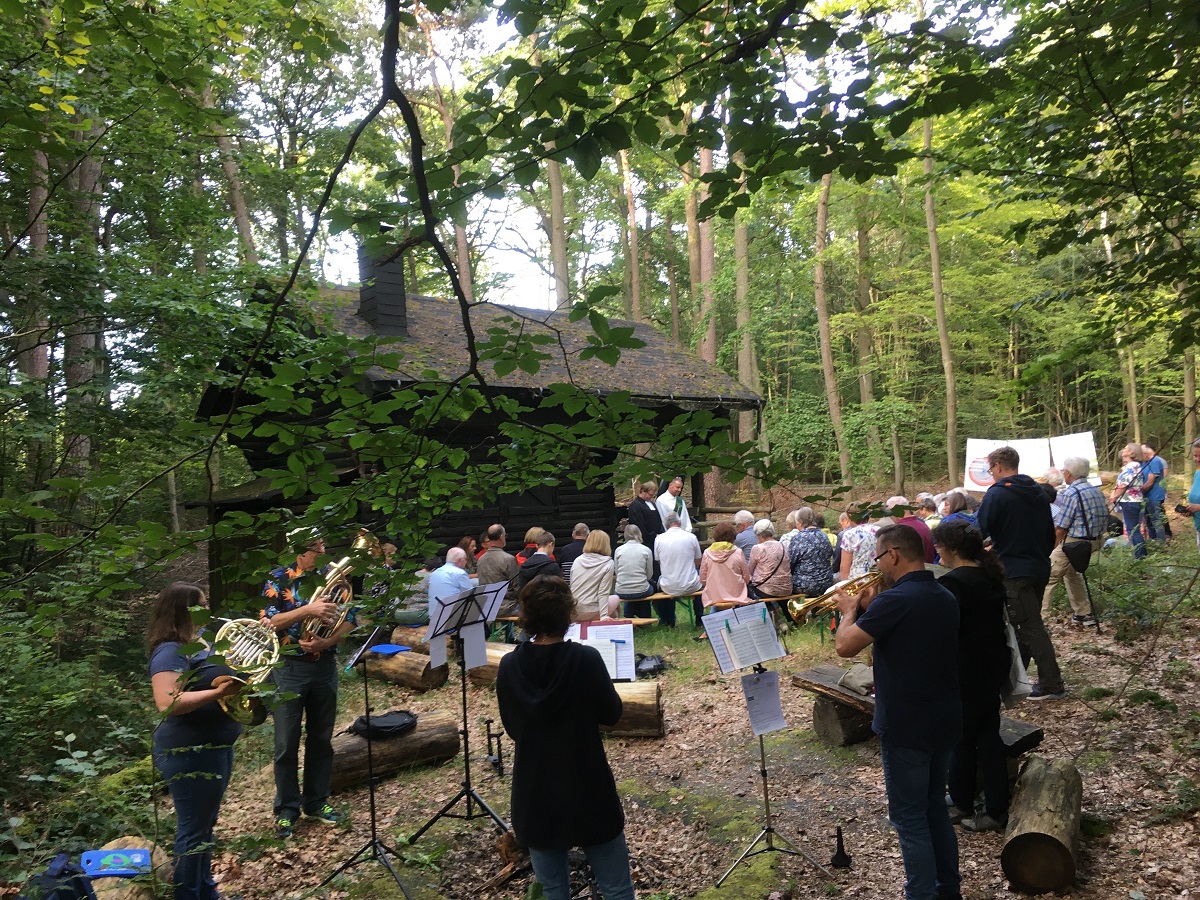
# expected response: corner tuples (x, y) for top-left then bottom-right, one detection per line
(154, 743), (234, 900)
(527, 833), (636, 900)
(272, 654), (339, 820)
(619, 586), (655, 618)
(1118, 502), (1146, 559)
(880, 740), (961, 900)
(1143, 498), (1165, 542)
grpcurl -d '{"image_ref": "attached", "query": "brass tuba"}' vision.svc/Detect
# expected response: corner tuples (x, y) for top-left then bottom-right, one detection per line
(210, 618), (280, 726)
(786, 571), (883, 623)
(300, 529), (381, 641)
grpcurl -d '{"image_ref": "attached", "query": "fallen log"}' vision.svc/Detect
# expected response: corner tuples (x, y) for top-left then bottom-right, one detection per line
(330, 710), (460, 793)
(1000, 754), (1082, 894)
(604, 681), (664, 738)
(363, 650), (448, 692)
(468, 642), (517, 686)
(390, 625), (453, 657)
(812, 695), (873, 746)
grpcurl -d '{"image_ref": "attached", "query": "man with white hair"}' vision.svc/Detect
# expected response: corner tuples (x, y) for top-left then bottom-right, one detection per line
(656, 476), (693, 532)
(429, 546), (475, 609)
(778, 510), (800, 556)
(1045, 457), (1107, 627)
(733, 509), (757, 562)
(654, 512), (702, 627)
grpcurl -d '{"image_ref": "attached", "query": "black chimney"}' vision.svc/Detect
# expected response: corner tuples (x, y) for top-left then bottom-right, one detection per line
(357, 244), (408, 337)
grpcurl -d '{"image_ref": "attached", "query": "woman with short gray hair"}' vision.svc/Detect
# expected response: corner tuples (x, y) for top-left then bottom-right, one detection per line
(1110, 442), (1146, 560)
(748, 519), (792, 601)
(614, 524), (655, 617)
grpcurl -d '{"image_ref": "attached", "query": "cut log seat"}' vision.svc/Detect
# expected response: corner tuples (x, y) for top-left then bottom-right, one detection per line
(1001, 754), (1083, 894)
(791, 664), (1045, 754)
(330, 709), (460, 793)
(468, 642), (517, 687)
(389, 625), (452, 656)
(363, 650), (448, 692)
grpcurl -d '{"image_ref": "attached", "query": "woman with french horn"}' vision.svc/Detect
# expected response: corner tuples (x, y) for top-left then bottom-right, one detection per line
(147, 582), (244, 900)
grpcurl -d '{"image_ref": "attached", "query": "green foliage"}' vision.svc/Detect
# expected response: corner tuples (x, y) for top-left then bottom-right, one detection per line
(1126, 690), (1178, 713)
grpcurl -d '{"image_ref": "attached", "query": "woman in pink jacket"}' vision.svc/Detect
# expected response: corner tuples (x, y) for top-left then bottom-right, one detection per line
(699, 522), (750, 607)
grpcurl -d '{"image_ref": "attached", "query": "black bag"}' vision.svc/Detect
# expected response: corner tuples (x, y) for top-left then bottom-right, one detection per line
(346, 709), (417, 740)
(1062, 540), (1092, 573)
(635, 654), (666, 677)
(19, 853), (97, 900)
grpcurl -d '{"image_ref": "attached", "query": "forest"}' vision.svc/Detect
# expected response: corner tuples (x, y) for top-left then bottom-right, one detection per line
(1, 0), (1199, 889)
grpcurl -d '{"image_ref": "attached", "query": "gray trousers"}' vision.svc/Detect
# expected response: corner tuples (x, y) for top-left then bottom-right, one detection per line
(1004, 576), (1064, 694)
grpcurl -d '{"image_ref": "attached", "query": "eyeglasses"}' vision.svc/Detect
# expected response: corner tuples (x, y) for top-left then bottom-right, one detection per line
(873, 548), (894, 563)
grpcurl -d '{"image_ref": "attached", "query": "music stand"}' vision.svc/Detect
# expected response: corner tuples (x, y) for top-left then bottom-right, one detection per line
(699, 605), (833, 887)
(317, 626), (412, 897)
(408, 581), (509, 843)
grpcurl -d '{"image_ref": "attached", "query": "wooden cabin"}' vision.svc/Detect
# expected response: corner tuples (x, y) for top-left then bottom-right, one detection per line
(195, 253), (760, 608)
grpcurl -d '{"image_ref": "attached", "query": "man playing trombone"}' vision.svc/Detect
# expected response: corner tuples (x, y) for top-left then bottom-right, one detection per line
(834, 525), (962, 900)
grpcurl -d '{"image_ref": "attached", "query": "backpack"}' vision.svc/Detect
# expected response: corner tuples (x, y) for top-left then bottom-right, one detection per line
(346, 709), (418, 739)
(18, 853), (97, 900)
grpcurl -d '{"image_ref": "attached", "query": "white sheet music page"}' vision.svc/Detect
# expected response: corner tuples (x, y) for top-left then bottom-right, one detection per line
(701, 606), (743, 674)
(581, 639), (619, 679)
(583, 623), (636, 680)
(741, 670), (787, 736)
(460, 621), (488, 670)
(563, 623), (583, 642)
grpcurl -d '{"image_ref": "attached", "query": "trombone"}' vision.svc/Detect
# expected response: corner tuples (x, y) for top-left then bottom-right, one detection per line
(786, 571), (883, 623)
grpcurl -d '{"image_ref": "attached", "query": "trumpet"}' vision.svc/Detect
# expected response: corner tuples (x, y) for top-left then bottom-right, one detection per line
(209, 618), (280, 726)
(786, 571), (883, 623)
(300, 529), (380, 641)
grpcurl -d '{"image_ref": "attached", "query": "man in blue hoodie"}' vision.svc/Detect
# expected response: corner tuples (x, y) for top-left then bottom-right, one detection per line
(976, 446), (1066, 700)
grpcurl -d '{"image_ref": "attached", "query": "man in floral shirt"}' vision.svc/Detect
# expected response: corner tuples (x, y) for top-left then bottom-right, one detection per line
(262, 529), (356, 838)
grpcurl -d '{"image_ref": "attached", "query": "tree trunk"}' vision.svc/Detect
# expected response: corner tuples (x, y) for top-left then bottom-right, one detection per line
(814, 173), (852, 484)
(17, 147), (52, 491)
(854, 196), (882, 482)
(62, 122), (105, 481)
(546, 157), (570, 310)
(166, 470), (181, 533)
(467, 642), (517, 687)
(696, 148), (717, 361)
(1186, 349), (1196, 474)
(683, 162), (701, 319)
(620, 149), (641, 320)
(619, 211), (632, 319)
(1001, 755), (1082, 894)
(200, 86), (259, 266)
(733, 152), (760, 486)
(329, 710), (460, 793)
(812, 696), (874, 746)
(665, 211), (680, 343)
(924, 119), (959, 486)
(603, 681), (664, 738)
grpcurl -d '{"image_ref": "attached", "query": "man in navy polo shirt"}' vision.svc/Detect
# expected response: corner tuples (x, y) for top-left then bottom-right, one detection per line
(835, 524), (962, 900)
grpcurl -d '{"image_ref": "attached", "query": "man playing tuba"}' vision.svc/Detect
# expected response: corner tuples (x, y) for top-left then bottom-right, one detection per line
(262, 528), (356, 839)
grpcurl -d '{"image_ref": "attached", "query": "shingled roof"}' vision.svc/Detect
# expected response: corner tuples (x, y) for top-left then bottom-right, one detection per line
(306, 287), (761, 411)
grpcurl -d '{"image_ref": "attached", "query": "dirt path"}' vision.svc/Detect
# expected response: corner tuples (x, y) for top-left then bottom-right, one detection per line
(210, 602), (1200, 900)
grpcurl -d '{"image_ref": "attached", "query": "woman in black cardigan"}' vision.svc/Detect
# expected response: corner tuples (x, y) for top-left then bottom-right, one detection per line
(496, 576), (636, 900)
(933, 519), (1012, 833)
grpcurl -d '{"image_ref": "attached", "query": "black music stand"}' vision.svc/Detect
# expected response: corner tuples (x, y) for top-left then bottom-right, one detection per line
(408, 581), (509, 843)
(700, 605), (833, 887)
(317, 626), (412, 897)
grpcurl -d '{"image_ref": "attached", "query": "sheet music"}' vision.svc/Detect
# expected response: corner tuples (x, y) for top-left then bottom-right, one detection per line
(741, 670), (787, 736)
(476, 581), (509, 622)
(427, 627), (447, 668)
(460, 622), (488, 670)
(702, 606), (743, 674)
(582, 623), (636, 680)
(581, 639), (619, 678)
(564, 623), (582, 642)
(703, 602), (783, 673)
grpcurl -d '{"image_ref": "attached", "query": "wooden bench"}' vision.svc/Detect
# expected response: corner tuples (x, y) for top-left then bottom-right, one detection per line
(643, 591), (703, 626)
(792, 664), (1045, 757)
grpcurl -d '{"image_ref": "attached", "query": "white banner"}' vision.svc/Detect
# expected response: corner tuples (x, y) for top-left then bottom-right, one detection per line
(963, 438), (1053, 491)
(1048, 431), (1102, 486)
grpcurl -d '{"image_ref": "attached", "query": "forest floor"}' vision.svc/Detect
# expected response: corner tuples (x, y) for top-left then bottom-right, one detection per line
(203, 542), (1200, 900)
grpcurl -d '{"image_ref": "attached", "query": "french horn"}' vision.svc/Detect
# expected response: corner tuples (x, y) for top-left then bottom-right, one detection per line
(786, 570), (883, 623)
(209, 618), (280, 726)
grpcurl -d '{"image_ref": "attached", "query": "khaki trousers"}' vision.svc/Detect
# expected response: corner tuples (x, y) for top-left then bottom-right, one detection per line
(1042, 539), (1101, 617)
